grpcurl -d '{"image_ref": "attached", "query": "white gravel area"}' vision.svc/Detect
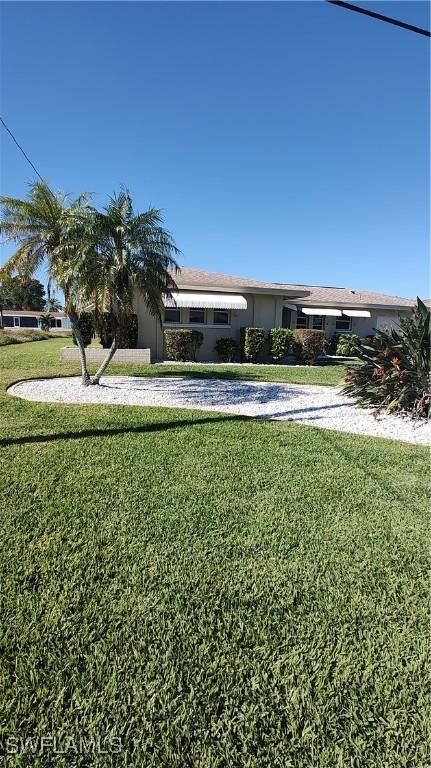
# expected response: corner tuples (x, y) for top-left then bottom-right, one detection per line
(8, 376), (431, 446)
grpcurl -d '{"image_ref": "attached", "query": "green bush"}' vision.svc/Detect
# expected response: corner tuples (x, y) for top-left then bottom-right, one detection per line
(269, 327), (294, 363)
(0, 329), (51, 346)
(164, 328), (203, 362)
(344, 299), (430, 418)
(100, 313), (138, 348)
(240, 327), (266, 362)
(215, 337), (238, 362)
(336, 333), (361, 356)
(294, 329), (325, 364)
(39, 313), (54, 332)
(72, 312), (94, 347)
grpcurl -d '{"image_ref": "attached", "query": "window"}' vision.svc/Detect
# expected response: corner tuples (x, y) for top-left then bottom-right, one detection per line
(335, 317), (352, 332)
(20, 316), (38, 328)
(282, 308), (291, 329)
(311, 315), (325, 331)
(213, 309), (230, 325)
(296, 311), (307, 329)
(164, 308), (181, 323)
(50, 318), (62, 328)
(14, 317), (20, 327)
(189, 308), (205, 324)
(2, 316), (13, 327)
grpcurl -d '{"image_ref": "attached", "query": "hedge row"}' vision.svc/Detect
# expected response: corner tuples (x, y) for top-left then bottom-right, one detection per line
(240, 327), (325, 364)
(164, 326), (325, 364)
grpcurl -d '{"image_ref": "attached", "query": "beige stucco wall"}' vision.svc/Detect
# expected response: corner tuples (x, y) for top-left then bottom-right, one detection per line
(288, 308), (410, 337)
(134, 288), (412, 361)
(134, 290), (284, 361)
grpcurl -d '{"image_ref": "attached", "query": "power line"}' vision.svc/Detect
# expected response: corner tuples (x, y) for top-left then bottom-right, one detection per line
(0, 116), (45, 182)
(326, 1), (431, 37)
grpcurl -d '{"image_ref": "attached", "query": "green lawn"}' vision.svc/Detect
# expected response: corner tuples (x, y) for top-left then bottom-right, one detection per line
(0, 340), (429, 767)
(3, 335), (349, 386)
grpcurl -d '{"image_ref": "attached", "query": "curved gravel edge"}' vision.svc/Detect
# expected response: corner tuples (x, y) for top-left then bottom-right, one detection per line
(7, 376), (431, 446)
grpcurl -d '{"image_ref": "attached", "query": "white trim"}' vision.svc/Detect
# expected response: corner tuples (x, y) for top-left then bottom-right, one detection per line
(343, 309), (371, 318)
(302, 307), (342, 316)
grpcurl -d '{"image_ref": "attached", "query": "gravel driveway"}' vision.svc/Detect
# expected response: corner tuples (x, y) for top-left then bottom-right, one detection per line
(9, 376), (430, 445)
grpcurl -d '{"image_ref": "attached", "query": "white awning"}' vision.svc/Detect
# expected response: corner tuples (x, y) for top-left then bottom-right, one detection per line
(163, 292), (247, 310)
(343, 309), (371, 318)
(301, 307), (342, 316)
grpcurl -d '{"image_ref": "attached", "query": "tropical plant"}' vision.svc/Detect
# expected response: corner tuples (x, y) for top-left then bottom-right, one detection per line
(335, 333), (361, 356)
(344, 299), (430, 418)
(0, 182), (180, 385)
(0, 180), (93, 383)
(215, 337), (238, 362)
(269, 327), (294, 363)
(45, 283), (63, 312)
(39, 312), (54, 332)
(71, 189), (180, 383)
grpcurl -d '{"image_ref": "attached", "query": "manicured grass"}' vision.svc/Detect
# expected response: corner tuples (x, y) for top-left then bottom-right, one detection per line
(2, 336), (349, 386)
(0, 340), (429, 766)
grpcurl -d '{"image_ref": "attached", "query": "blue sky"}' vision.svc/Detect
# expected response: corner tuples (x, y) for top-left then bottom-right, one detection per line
(1, 1), (429, 298)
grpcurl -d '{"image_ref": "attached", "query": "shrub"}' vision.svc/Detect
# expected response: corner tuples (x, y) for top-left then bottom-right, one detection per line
(344, 299), (430, 418)
(269, 327), (294, 363)
(100, 313), (138, 348)
(336, 333), (361, 356)
(72, 312), (94, 347)
(215, 337), (238, 362)
(240, 327), (266, 362)
(164, 328), (203, 362)
(0, 329), (50, 346)
(294, 329), (325, 364)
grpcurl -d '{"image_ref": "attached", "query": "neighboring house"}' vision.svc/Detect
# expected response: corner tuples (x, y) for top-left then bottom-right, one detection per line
(134, 267), (415, 362)
(1, 310), (71, 331)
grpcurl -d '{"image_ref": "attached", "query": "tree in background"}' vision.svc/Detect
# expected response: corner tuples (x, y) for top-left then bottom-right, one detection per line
(0, 275), (45, 310)
(45, 281), (63, 312)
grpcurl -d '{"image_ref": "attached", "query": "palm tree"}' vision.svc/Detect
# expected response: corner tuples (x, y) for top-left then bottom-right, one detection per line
(0, 180), (93, 383)
(76, 188), (180, 384)
(45, 281), (63, 312)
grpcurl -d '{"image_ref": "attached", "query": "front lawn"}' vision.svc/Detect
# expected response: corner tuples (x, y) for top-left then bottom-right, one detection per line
(2, 336), (349, 386)
(0, 340), (429, 767)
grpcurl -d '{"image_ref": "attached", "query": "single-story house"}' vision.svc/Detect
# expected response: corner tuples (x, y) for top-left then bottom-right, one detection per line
(134, 267), (415, 362)
(1, 310), (71, 331)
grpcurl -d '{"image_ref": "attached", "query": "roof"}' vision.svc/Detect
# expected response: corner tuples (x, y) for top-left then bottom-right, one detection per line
(173, 267), (414, 309)
(2, 310), (66, 317)
(293, 284), (415, 310)
(173, 267), (310, 297)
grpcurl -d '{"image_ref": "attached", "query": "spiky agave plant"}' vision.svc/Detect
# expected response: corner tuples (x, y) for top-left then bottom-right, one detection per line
(344, 298), (430, 418)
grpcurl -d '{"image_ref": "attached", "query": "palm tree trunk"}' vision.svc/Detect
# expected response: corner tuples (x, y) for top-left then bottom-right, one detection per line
(68, 306), (90, 386)
(90, 337), (118, 385)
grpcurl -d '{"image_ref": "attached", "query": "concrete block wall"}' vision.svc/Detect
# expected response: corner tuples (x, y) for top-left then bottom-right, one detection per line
(60, 347), (151, 364)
